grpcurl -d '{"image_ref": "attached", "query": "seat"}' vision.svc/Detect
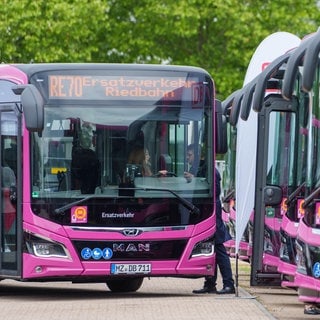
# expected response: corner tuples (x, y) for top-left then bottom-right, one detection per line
(158, 154), (172, 171)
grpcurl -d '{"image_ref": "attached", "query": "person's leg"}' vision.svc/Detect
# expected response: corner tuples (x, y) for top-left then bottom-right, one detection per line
(215, 243), (235, 294)
(192, 262), (218, 294)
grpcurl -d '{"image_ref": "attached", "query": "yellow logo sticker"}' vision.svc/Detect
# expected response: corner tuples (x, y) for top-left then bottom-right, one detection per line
(71, 206), (88, 223)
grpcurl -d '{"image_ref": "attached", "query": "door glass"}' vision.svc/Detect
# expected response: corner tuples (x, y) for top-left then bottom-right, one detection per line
(267, 111), (296, 187)
(1, 111), (18, 270)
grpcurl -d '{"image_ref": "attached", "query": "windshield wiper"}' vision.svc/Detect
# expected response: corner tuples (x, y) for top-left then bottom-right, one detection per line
(222, 189), (235, 203)
(133, 187), (200, 216)
(54, 195), (99, 214)
(285, 182), (306, 207)
(302, 185), (320, 209)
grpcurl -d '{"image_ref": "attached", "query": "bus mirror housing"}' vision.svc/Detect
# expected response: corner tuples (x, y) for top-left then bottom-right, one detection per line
(263, 185), (282, 206)
(20, 84), (44, 132)
(240, 80), (256, 121)
(229, 90), (244, 126)
(215, 99), (228, 154)
(302, 29), (320, 92)
(282, 34), (316, 100)
(253, 53), (290, 111)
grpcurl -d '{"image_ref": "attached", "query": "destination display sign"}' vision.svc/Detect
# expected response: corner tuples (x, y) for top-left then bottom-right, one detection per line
(48, 75), (204, 104)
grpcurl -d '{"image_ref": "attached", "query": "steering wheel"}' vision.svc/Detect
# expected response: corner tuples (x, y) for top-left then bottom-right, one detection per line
(154, 171), (177, 177)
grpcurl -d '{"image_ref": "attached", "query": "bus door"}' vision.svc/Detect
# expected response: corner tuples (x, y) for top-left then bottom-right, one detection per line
(0, 110), (20, 276)
(251, 94), (297, 285)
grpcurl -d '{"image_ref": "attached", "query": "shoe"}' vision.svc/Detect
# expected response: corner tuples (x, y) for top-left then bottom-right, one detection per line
(216, 286), (235, 294)
(304, 304), (320, 315)
(192, 286), (217, 294)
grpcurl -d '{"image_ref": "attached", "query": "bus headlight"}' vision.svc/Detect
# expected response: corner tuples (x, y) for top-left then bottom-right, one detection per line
(24, 232), (70, 259)
(295, 240), (307, 275)
(279, 232), (290, 262)
(190, 237), (214, 258)
(263, 229), (274, 254)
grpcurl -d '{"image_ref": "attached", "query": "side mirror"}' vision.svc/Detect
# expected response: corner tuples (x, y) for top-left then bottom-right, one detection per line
(215, 99), (228, 154)
(302, 29), (320, 92)
(263, 185), (282, 206)
(20, 84), (44, 132)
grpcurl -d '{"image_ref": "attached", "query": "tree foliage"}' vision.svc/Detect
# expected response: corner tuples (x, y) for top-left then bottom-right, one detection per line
(0, 0), (319, 99)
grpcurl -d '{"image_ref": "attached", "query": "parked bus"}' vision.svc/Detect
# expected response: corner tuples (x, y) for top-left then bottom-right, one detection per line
(246, 30), (319, 292)
(274, 35), (315, 289)
(281, 29), (320, 304)
(238, 47), (308, 288)
(222, 91), (251, 261)
(235, 30), (316, 292)
(221, 32), (300, 274)
(0, 63), (227, 292)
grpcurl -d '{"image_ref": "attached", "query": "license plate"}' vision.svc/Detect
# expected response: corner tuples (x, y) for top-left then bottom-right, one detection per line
(110, 263), (151, 275)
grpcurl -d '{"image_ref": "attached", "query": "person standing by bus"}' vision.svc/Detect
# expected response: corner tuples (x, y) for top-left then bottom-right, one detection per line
(193, 167), (235, 294)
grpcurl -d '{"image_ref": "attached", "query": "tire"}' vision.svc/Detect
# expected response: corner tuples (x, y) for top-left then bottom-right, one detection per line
(106, 277), (144, 293)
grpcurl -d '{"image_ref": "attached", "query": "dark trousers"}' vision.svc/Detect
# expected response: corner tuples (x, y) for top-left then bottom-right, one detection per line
(205, 243), (234, 288)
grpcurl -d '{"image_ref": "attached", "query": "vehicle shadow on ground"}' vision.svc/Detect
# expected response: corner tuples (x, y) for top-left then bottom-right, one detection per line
(0, 283), (192, 301)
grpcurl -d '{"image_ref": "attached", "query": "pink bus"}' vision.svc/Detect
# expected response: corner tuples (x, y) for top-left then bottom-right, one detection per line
(282, 29), (320, 304)
(222, 32), (303, 287)
(0, 63), (227, 292)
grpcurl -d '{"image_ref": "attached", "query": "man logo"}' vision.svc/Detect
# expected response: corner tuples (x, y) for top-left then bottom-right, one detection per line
(122, 229), (141, 236)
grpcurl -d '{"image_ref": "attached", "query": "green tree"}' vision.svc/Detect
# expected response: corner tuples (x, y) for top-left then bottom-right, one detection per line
(104, 0), (320, 99)
(0, 0), (319, 99)
(0, 0), (109, 62)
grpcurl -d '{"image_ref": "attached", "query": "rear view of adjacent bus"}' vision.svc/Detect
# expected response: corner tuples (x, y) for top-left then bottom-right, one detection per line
(0, 63), (226, 292)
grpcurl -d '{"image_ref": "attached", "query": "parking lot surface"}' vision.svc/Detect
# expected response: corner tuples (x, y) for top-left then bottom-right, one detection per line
(0, 275), (276, 320)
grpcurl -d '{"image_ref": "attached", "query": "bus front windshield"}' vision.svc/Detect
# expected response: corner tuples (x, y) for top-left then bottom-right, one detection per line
(30, 100), (213, 227)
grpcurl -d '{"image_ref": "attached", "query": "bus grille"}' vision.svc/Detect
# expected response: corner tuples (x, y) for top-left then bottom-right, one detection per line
(73, 240), (187, 261)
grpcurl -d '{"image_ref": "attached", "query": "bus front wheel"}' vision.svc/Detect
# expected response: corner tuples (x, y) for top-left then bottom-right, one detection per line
(106, 277), (144, 292)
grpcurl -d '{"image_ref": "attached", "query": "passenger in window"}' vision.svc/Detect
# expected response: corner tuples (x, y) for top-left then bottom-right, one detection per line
(184, 143), (206, 182)
(2, 165), (16, 188)
(71, 122), (100, 194)
(158, 143), (206, 179)
(127, 146), (152, 177)
(4, 137), (17, 177)
(142, 148), (152, 177)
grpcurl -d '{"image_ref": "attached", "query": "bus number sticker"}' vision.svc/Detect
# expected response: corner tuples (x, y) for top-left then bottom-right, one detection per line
(315, 203), (320, 225)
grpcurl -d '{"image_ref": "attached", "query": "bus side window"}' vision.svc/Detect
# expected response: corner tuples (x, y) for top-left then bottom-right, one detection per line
(2, 166), (16, 189)
(4, 139), (17, 177)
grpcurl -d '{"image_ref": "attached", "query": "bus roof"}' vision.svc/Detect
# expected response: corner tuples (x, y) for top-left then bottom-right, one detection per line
(12, 63), (212, 78)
